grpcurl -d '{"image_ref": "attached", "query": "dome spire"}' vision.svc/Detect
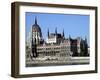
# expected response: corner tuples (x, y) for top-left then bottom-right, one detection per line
(35, 16), (37, 25)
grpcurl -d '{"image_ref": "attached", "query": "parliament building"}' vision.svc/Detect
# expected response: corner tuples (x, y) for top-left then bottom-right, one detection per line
(26, 18), (89, 61)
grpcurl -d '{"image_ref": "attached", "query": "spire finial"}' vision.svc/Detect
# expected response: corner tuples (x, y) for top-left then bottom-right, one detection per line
(69, 35), (71, 39)
(85, 36), (87, 42)
(62, 29), (65, 37)
(55, 27), (57, 35)
(48, 28), (49, 37)
(35, 16), (37, 25)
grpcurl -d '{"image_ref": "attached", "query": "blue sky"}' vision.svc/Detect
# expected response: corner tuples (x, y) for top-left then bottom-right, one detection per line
(25, 12), (90, 45)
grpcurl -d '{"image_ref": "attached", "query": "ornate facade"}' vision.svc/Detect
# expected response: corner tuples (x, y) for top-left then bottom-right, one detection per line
(26, 18), (89, 60)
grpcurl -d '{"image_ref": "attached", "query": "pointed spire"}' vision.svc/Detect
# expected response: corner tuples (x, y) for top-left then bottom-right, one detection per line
(47, 28), (49, 37)
(35, 16), (37, 25)
(62, 29), (65, 37)
(85, 36), (87, 43)
(55, 27), (57, 35)
(69, 35), (71, 39)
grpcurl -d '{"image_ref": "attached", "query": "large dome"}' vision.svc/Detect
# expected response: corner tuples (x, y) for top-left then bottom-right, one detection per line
(32, 17), (42, 37)
(32, 24), (41, 32)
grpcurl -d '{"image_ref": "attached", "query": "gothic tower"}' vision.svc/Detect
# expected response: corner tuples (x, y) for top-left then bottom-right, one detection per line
(31, 17), (43, 57)
(32, 17), (42, 45)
